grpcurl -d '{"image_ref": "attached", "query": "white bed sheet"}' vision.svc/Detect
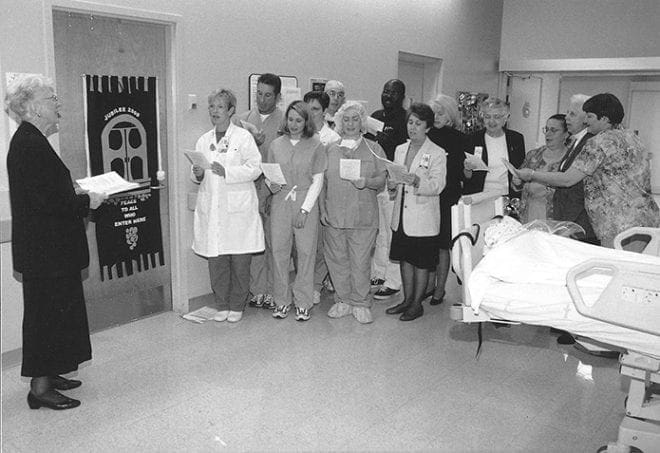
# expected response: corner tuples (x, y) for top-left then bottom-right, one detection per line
(467, 230), (660, 358)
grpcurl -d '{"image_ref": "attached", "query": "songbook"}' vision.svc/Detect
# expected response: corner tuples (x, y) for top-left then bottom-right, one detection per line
(183, 149), (211, 169)
(339, 158), (361, 180)
(385, 161), (411, 184)
(181, 306), (218, 324)
(76, 171), (141, 196)
(261, 163), (287, 185)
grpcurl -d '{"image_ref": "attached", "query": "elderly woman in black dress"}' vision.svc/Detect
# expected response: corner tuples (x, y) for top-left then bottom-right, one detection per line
(425, 94), (468, 305)
(5, 75), (106, 410)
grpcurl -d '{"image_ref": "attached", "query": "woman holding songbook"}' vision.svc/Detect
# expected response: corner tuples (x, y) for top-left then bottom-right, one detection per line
(6, 74), (107, 410)
(321, 100), (387, 324)
(386, 102), (446, 321)
(265, 100), (327, 321)
(191, 88), (264, 323)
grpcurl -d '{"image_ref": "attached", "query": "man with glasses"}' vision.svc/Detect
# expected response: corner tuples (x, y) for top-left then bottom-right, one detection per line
(463, 98), (525, 199)
(323, 80), (345, 128)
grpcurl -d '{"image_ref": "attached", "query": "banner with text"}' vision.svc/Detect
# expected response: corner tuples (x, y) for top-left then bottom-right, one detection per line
(84, 75), (164, 280)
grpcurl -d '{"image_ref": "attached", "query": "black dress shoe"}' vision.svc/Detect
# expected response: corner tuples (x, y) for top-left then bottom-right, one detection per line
(385, 302), (409, 315)
(556, 333), (575, 345)
(400, 307), (424, 321)
(27, 390), (81, 410)
(429, 294), (445, 306)
(50, 375), (82, 390)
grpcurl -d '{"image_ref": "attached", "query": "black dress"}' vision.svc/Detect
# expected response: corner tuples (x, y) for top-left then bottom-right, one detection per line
(7, 122), (92, 377)
(427, 127), (469, 249)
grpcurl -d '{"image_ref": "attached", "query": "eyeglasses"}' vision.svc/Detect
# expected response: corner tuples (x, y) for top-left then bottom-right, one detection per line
(542, 127), (563, 134)
(482, 114), (506, 120)
(327, 90), (345, 98)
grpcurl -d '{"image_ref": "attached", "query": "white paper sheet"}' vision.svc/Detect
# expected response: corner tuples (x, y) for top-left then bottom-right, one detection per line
(385, 161), (410, 184)
(76, 171), (141, 196)
(184, 150), (211, 169)
(366, 117), (384, 135)
(465, 152), (489, 171)
(261, 163), (287, 185)
(340, 158), (361, 180)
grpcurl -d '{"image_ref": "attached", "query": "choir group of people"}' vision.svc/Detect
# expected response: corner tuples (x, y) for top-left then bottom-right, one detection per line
(190, 73), (660, 327)
(5, 70), (658, 411)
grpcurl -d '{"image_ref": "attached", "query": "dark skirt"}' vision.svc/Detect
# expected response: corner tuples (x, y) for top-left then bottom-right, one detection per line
(389, 225), (441, 270)
(21, 276), (92, 377)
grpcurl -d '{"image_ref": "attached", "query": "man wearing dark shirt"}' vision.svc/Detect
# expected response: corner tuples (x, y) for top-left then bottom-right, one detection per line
(369, 79), (408, 299)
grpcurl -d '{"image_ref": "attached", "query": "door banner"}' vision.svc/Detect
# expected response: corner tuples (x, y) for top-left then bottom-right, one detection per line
(83, 75), (165, 280)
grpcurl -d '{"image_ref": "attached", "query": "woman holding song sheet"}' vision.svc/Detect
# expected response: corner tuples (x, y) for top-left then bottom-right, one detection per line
(191, 88), (264, 324)
(321, 100), (387, 324)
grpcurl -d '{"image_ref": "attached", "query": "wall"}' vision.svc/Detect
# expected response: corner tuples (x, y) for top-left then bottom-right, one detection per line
(0, 0), (504, 354)
(501, 0), (660, 63)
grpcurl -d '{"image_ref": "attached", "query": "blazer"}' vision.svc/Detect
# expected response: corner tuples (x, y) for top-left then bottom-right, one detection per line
(463, 128), (525, 199)
(7, 121), (90, 278)
(391, 137), (447, 237)
(552, 132), (597, 239)
(427, 126), (468, 206)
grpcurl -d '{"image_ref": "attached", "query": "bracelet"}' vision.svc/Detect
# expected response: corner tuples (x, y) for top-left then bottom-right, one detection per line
(300, 208), (309, 215)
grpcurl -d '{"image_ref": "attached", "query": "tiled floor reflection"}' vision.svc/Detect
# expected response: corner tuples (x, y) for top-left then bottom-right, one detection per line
(1, 282), (625, 452)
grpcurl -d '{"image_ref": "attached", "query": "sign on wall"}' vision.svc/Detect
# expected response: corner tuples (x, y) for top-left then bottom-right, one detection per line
(84, 74), (164, 280)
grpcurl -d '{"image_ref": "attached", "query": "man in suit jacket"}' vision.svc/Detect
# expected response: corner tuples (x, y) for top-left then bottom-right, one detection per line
(553, 94), (598, 245)
(463, 98), (525, 200)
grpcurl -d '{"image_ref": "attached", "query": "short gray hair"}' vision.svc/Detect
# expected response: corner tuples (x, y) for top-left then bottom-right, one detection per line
(4, 74), (54, 122)
(429, 94), (461, 129)
(569, 93), (591, 109)
(207, 88), (237, 112)
(480, 97), (509, 113)
(333, 100), (368, 136)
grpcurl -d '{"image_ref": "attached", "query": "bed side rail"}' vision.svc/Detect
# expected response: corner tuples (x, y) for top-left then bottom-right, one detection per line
(566, 258), (660, 336)
(613, 226), (660, 256)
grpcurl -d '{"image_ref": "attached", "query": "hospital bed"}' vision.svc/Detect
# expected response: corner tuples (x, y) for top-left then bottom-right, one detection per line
(449, 193), (660, 453)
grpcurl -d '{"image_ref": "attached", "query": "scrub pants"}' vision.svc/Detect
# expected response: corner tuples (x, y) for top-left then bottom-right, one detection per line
(250, 177), (273, 296)
(313, 224), (329, 292)
(209, 254), (252, 312)
(324, 226), (377, 308)
(371, 190), (401, 290)
(270, 192), (319, 309)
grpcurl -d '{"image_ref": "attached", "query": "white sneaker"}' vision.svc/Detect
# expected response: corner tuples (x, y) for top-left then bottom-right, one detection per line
(227, 311), (243, 323)
(214, 310), (229, 322)
(352, 306), (373, 324)
(313, 291), (321, 305)
(295, 306), (311, 321)
(327, 302), (352, 318)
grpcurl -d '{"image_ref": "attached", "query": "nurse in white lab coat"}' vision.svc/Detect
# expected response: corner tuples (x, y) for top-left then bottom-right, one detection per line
(192, 89), (264, 323)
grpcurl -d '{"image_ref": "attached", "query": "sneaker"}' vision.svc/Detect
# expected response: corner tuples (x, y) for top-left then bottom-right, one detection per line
(352, 306), (374, 324)
(313, 291), (321, 305)
(262, 294), (276, 310)
(323, 275), (335, 293)
(374, 287), (399, 300)
(295, 307), (311, 321)
(249, 294), (264, 308)
(214, 310), (229, 322)
(227, 311), (243, 323)
(370, 278), (385, 288)
(272, 304), (290, 319)
(327, 302), (352, 318)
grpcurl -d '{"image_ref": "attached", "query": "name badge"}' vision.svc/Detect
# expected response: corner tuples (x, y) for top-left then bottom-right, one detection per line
(420, 153), (431, 169)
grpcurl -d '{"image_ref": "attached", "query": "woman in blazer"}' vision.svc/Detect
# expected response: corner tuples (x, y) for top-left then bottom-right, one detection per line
(387, 103), (447, 321)
(6, 75), (106, 410)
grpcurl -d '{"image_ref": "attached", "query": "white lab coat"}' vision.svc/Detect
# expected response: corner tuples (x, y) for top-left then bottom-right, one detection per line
(192, 123), (264, 257)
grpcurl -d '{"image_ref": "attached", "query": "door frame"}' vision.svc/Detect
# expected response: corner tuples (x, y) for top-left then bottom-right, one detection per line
(44, 0), (189, 313)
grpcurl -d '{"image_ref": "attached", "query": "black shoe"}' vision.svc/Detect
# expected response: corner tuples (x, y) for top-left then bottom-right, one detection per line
(556, 333), (575, 345)
(27, 390), (81, 410)
(385, 302), (409, 315)
(400, 306), (424, 321)
(370, 278), (385, 288)
(422, 288), (436, 300)
(374, 287), (400, 300)
(50, 375), (82, 390)
(429, 293), (445, 306)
